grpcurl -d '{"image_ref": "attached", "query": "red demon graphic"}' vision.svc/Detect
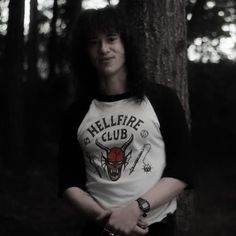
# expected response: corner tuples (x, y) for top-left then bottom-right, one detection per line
(95, 134), (134, 181)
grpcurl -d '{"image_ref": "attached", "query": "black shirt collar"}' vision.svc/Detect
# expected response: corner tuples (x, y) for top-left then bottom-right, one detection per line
(95, 92), (132, 102)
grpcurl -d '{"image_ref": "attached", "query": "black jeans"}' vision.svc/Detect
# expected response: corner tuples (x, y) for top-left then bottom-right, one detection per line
(81, 213), (176, 236)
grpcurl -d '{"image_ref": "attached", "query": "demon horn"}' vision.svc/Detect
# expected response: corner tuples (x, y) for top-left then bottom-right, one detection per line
(121, 134), (134, 151)
(95, 139), (110, 153)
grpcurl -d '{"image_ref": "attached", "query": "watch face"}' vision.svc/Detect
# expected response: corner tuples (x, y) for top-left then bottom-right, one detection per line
(137, 198), (150, 214)
(142, 202), (149, 210)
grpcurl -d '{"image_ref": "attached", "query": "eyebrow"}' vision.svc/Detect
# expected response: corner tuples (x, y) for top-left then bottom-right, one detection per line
(106, 32), (119, 36)
(88, 32), (119, 39)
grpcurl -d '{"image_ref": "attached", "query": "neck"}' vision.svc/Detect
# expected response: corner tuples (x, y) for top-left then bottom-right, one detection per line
(98, 69), (128, 96)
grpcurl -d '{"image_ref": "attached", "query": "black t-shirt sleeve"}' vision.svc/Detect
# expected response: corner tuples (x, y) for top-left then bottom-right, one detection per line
(57, 101), (89, 197)
(160, 88), (193, 187)
(147, 84), (194, 188)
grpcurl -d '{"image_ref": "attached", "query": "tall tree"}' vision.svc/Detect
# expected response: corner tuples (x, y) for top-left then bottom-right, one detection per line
(25, 0), (39, 158)
(64, 0), (82, 38)
(119, 0), (193, 234)
(51, 0), (82, 103)
(48, 0), (58, 80)
(2, 0), (25, 166)
(119, 0), (189, 116)
(27, 0), (38, 81)
(48, 0), (82, 81)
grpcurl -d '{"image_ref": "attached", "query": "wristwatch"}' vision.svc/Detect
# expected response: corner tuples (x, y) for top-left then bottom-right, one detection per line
(136, 197), (150, 217)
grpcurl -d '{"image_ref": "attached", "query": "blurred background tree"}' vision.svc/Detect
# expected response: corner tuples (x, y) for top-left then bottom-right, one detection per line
(0, 0), (235, 235)
(186, 0), (236, 155)
(1, 0), (25, 167)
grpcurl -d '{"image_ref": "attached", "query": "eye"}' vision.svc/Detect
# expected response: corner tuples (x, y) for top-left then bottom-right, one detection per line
(88, 38), (99, 46)
(107, 34), (119, 43)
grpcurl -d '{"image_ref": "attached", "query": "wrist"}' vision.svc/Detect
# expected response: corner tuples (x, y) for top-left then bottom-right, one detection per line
(130, 201), (143, 218)
(95, 209), (111, 225)
(135, 197), (151, 217)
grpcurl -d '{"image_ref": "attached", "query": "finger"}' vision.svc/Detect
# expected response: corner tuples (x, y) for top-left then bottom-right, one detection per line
(96, 209), (112, 221)
(137, 220), (148, 229)
(133, 225), (149, 235)
(104, 209), (112, 217)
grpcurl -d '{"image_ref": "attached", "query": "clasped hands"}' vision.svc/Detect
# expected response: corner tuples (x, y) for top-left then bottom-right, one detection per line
(96, 201), (149, 236)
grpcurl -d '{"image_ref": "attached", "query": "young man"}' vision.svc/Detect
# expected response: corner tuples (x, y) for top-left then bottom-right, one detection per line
(58, 6), (192, 236)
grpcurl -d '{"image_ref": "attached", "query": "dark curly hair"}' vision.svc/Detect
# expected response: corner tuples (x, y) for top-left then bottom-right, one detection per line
(70, 6), (146, 101)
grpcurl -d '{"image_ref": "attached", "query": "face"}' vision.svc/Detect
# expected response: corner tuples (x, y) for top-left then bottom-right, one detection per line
(87, 33), (126, 78)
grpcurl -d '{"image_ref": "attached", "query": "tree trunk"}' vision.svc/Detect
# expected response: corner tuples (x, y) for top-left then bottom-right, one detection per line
(27, 0), (38, 80)
(187, 0), (206, 41)
(25, 0), (39, 158)
(2, 0), (25, 167)
(57, 0), (82, 103)
(119, 0), (194, 234)
(48, 0), (82, 82)
(64, 0), (82, 35)
(48, 0), (58, 80)
(120, 0), (189, 115)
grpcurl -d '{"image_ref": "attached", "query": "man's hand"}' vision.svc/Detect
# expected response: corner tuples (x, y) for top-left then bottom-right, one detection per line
(105, 201), (149, 236)
(95, 209), (112, 227)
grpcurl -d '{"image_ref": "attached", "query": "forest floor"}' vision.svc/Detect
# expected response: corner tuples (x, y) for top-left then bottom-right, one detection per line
(0, 144), (235, 236)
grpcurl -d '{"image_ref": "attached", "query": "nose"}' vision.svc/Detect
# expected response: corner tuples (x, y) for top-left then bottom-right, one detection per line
(99, 40), (109, 54)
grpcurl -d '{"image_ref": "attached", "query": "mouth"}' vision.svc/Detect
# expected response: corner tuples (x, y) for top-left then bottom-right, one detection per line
(98, 57), (114, 64)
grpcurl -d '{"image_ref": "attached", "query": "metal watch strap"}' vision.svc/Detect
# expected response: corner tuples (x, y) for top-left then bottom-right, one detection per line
(136, 197), (150, 217)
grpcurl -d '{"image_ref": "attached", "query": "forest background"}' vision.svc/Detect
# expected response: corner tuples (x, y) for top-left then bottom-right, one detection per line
(0, 0), (235, 235)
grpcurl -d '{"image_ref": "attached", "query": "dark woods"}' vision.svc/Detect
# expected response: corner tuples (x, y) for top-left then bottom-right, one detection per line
(0, 0), (235, 235)
(1, 0), (81, 168)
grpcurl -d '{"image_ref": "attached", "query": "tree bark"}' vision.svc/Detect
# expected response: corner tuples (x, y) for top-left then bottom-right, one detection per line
(119, 0), (194, 234)
(119, 0), (189, 116)
(2, 0), (25, 167)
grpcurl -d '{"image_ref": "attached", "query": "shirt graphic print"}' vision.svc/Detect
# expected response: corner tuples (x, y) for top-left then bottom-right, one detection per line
(85, 113), (152, 181)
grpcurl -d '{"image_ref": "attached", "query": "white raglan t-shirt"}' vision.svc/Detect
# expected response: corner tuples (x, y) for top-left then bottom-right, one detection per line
(77, 96), (176, 225)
